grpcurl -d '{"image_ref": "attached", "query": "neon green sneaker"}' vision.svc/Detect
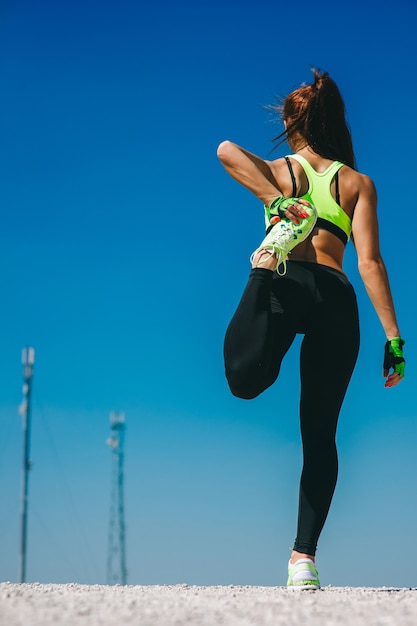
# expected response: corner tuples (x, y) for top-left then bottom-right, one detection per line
(287, 558), (321, 590)
(251, 200), (317, 275)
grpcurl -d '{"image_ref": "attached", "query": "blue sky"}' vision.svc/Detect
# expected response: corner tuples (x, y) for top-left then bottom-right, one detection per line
(1, 0), (416, 587)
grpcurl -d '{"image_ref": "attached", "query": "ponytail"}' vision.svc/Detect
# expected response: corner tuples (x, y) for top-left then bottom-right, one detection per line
(271, 69), (356, 169)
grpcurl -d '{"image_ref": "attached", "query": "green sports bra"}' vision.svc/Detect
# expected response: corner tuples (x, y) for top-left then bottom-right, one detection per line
(286, 154), (352, 245)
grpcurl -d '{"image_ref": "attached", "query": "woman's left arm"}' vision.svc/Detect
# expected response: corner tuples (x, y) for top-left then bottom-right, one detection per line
(352, 175), (404, 387)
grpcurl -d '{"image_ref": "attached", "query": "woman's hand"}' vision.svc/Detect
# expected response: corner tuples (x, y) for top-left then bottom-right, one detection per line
(268, 196), (312, 226)
(383, 337), (405, 388)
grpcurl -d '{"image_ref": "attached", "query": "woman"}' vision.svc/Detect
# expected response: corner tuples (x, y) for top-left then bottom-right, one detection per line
(217, 69), (405, 589)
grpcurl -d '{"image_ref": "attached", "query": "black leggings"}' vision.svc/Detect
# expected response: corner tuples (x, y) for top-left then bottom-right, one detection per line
(224, 261), (360, 555)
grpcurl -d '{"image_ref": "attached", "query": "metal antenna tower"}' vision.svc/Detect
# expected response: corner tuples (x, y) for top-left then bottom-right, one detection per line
(18, 346), (35, 583)
(106, 412), (127, 585)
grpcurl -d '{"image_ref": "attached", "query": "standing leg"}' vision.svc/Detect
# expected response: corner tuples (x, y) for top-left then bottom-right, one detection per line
(292, 275), (360, 559)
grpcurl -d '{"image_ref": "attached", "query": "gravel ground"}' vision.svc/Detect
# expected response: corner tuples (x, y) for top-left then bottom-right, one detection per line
(1, 583), (416, 626)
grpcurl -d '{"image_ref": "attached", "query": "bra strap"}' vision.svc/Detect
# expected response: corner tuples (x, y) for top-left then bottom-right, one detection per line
(335, 170), (340, 205)
(284, 156), (297, 197)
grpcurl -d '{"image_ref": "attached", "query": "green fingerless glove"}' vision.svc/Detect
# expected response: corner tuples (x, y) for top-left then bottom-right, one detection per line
(383, 337), (406, 378)
(264, 196), (300, 229)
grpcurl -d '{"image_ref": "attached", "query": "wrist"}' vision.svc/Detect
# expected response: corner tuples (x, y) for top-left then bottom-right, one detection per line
(264, 195), (283, 208)
(386, 333), (401, 341)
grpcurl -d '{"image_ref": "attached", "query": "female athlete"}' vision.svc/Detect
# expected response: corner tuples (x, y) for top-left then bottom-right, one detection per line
(217, 69), (405, 589)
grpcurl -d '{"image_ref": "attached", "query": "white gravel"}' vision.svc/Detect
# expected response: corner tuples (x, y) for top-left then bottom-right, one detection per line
(1, 583), (416, 626)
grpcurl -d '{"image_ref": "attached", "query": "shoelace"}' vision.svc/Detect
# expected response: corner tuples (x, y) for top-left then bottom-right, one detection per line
(250, 223), (294, 275)
(250, 247), (287, 275)
(269, 223), (296, 275)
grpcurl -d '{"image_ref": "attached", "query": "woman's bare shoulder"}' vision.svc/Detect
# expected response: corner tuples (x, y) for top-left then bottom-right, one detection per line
(339, 167), (376, 216)
(267, 157), (301, 195)
(267, 156), (288, 170)
(341, 165), (375, 190)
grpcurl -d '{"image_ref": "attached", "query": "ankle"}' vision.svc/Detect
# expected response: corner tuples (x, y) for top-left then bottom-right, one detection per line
(290, 550), (315, 564)
(251, 250), (277, 270)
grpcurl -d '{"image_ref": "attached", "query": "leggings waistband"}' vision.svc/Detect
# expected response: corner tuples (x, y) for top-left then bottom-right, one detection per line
(286, 260), (351, 287)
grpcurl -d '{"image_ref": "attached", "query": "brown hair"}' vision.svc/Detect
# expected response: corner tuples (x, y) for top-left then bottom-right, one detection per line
(272, 68), (356, 169)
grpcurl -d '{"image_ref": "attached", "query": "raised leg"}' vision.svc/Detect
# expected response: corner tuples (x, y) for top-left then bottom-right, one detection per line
(224, 268), (296, 399)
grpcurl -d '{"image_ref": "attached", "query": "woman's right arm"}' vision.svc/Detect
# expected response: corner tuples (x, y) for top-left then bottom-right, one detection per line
(217, 141), (283, 207)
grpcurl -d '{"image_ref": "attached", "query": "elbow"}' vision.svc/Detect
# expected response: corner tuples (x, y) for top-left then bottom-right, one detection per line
(217, 140), (233, 163)
(358, 256), (384, 277)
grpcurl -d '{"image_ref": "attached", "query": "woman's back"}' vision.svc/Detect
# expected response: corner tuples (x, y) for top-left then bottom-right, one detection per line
(268, 147), (370, 273)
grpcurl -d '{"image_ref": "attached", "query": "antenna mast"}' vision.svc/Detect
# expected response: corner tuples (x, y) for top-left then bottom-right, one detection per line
(106, 411), (127, 585)
(18, 346), (35, 583)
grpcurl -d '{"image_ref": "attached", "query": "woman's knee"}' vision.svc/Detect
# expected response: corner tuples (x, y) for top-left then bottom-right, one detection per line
(228, 381), (262, 400)
(225, 366), (261, 399)
(225, 366), (267, 399)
